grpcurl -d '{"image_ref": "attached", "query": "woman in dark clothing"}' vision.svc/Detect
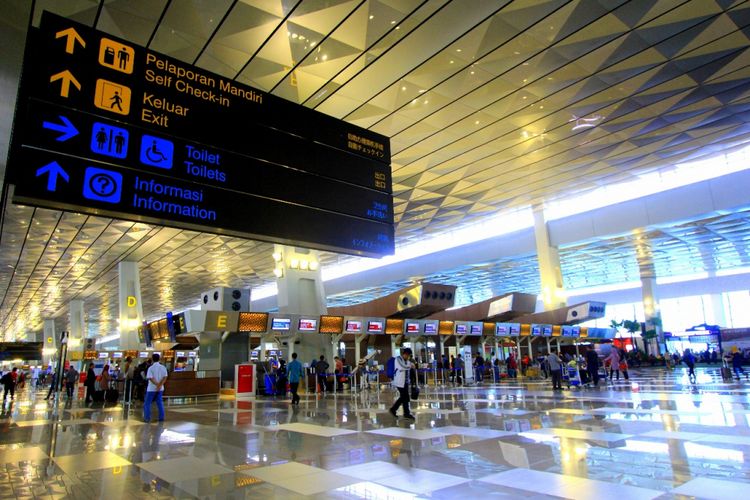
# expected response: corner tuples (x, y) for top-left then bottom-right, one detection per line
(85, 363), (96, 405)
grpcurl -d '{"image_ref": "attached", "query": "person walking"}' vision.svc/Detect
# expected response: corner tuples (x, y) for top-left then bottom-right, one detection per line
(65, 365), (79, 399)
(124, 356), (135, 403)
(143, 353), (168, 423)
(507, 353), (518, 379)
(315, 355), (329, 394)
(84, 363), (96, 405)
(454, 354), (464, 385)
(585, 346), (600, 387)
(733, 351), (746, 379)
(2, 367), (17, 401)
(287, 352), (304, 405)
(547, 351), (564, 390)
(605, 347), (621, 381)
(619, 351), (630, 381)
(389, 348), (415, 420)
(45, 369), (59, 400)
(683, 349), (697, 383)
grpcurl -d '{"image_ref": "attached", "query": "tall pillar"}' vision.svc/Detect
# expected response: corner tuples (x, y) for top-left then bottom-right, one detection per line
(42, 319), (57, 368)
(273, 245), (328, 362)
(533, 207), (566, 310)
(635, 234), (662, 354)
(699, 248), (727, 327)
(69, 300), (85, 358)
(118, 261), (143, 350)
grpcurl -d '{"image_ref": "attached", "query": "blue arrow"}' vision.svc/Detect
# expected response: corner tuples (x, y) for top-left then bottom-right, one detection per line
(42, 115), (78, 142)
(35, 162), (69, 191)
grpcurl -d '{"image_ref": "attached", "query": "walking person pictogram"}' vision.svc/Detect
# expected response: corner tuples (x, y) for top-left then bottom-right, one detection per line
(110, 91), (123, 111)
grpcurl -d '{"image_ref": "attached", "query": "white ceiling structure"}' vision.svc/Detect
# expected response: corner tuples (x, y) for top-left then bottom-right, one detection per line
(1, 0), (750, 340)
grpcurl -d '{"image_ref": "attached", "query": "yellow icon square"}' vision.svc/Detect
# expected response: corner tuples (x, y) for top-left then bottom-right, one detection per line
(94, 79), (131, 116)
(99, 38), (135, 74)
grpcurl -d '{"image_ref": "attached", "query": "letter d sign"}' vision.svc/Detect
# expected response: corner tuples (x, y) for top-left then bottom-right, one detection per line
(127, 296), (137, 307)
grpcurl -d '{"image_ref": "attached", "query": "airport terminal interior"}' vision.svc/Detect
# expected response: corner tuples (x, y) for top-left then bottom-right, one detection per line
(1, 0), (750, 498)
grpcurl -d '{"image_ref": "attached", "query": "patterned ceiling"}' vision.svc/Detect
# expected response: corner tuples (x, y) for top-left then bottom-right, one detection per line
(2, 0), (750, 339)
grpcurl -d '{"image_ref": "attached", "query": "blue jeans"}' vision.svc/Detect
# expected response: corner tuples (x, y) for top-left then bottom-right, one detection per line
(143, 391), (164, 422)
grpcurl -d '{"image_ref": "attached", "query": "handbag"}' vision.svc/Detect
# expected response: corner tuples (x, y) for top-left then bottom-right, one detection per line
(619, 362), (627, 370)
(410, 384), (420, 400)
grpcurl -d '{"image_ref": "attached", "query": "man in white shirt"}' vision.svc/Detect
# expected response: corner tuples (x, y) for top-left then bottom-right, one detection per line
(389, 348), (415, 420)
(143, 353), (168, 423)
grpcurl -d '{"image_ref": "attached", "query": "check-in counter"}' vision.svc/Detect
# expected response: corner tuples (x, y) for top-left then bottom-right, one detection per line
(163, 370), (220, 398)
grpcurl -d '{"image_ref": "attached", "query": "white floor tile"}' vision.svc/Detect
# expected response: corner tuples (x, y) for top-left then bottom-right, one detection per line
(54, 451), (131, 474)
(672, 477), (750, 499)
(137, 456), (233, 483)
(436, 425), (515, 438)
(243, 462), (322, 482)
(367, 427), (448, 440)
(383, 468), (469, 493)
(480, 468), (662, 500)
(522, 428), (632, 442)
(334, 461), (408, 481)
(269, 422), (357, 437)
(279, 470), (361, 494)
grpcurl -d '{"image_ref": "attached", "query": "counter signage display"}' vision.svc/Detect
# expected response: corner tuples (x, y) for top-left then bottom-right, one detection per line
(345, 320), (362, 333)
(542, 325), (553, 337)
(9, 11), (395, 258)
(424, 323), (437, 335)
(455, 324), (468, 335)
(531, 325), (542, 336)
(138, 351), (150, 358)
(98, 352), (109, 359)
(298, 318), (317, 331)
(188, 351), (197, 358)
(509, 323), (521, 336)
(406, 322), (420, 334)
(572, 326), (581, 336)
(470, 324), (482, 335)
(176, 351), (186, 357)
(112, 352), (123, 359)
(271, 318), (291, 331)
(367, 321), (383, 333)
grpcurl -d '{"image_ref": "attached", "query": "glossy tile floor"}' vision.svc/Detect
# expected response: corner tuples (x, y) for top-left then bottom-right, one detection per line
(1, 366), (749, 498)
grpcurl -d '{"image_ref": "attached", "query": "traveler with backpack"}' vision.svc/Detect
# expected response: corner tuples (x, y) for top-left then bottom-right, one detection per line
(389, 348), (415, 420)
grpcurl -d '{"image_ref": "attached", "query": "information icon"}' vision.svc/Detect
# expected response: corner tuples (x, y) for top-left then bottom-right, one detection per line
(83, 167), (122, 203)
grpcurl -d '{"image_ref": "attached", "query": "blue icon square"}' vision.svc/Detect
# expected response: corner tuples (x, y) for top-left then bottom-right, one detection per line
(91, 122), (128, 159)
(140, 135), (173, 169)
(83, 167), (122, 203)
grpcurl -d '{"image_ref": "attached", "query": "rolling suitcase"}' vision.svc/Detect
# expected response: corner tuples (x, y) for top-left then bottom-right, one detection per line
(92, 390), (105, 403)
(721, 366), (734, 382)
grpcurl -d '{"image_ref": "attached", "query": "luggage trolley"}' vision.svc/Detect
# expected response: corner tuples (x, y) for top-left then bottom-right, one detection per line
(562, 364), (582, 389)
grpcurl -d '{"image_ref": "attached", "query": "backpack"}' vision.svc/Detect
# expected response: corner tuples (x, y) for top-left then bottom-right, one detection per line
(386, 357), (396, 379)
(0, 373), (10, 385)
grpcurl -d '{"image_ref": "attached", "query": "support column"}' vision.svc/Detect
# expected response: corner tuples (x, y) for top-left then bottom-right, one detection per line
(636, 234), (663, 354)
(69, 300), (85, 359)
(533, 207), (567, 310)
(42, 319), (57, 368)
(118, 261), (143, 350)
(273, 245), (328, 363)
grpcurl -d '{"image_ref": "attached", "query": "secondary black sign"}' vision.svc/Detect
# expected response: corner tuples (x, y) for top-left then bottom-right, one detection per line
(8, 11), (394, 257)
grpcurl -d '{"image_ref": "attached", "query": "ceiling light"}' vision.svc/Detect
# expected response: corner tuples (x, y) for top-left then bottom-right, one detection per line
(290, 259), (299, 269)
(309, 261), (319, 271)
(369, 15), (374, 20)
(300, 260), (309, 270)
(456, 49), (462, 52)
(390, 20), (396, 24)
(273, 268), (283, 278)
(272, 252), (282, 262)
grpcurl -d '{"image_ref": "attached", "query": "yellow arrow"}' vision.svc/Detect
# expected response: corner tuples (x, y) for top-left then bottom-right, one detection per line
(55, 27), (85, 54)
(49, 70), (81, 98)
